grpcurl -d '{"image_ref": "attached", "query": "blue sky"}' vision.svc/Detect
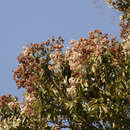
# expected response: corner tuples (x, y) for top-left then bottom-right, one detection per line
(0, 0), (121, 100)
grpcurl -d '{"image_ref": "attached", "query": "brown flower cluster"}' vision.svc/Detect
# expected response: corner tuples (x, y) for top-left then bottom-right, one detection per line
(13, 43), (47, 91)
(0, 95), (9, 108)
(64, 30), (110, 72)
(13, 36), (65, 95)
(0, 94), (19, 111)
(21, 92), (37, 118)
(120, 21), (130, 40)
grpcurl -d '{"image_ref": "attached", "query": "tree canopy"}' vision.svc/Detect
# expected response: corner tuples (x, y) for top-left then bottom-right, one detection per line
(0, 0), (129, 129)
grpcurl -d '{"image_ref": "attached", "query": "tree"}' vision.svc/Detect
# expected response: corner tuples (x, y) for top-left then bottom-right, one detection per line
(0, 1), (129, 129)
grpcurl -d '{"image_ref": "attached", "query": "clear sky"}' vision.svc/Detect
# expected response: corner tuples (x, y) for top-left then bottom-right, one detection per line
(0, 0), (121, 100)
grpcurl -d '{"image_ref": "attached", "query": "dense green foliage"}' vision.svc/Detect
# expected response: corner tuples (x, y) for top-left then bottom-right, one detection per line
(0, 0), (129, 129)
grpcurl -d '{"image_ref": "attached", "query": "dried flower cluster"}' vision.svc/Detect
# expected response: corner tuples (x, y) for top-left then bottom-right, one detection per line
(120, 21), (130, 39)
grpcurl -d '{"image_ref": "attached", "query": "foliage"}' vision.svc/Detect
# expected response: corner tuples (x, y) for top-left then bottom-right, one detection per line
(105, 0), (130, 22)
(0, 1), (130, 130)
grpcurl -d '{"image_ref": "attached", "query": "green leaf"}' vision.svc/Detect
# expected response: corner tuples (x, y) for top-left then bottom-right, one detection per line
(101, 105), (108, 113)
